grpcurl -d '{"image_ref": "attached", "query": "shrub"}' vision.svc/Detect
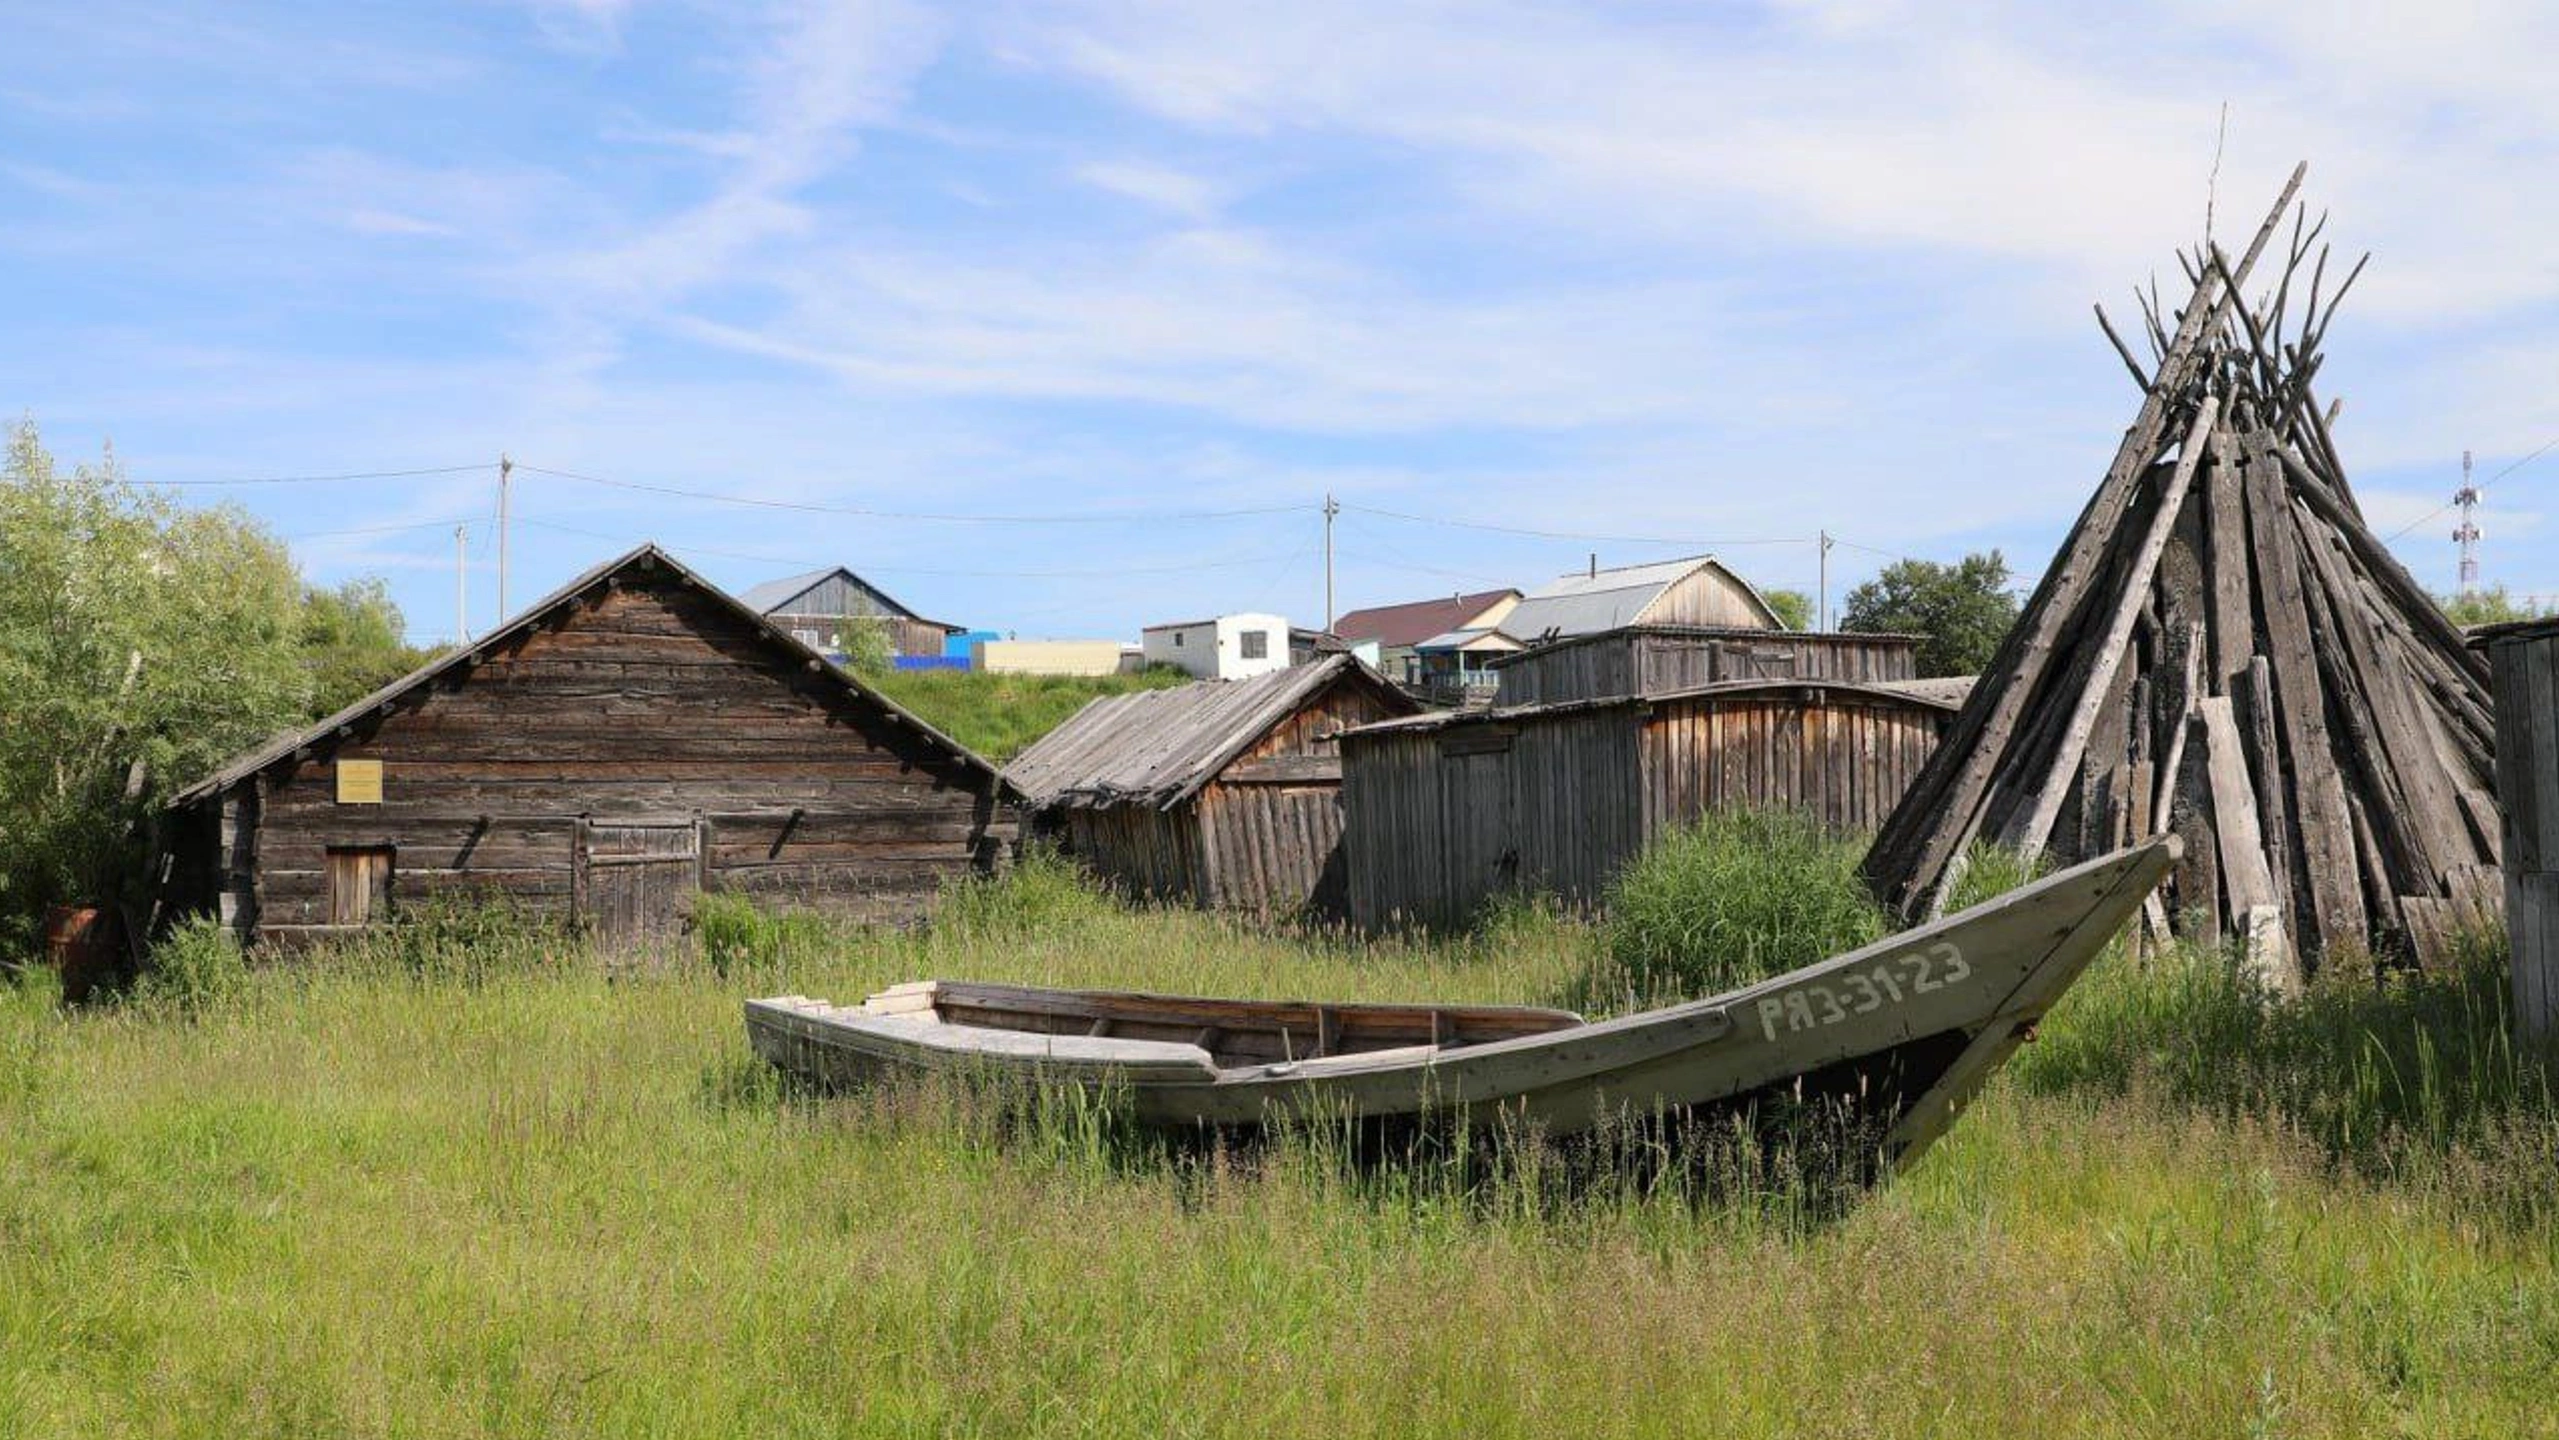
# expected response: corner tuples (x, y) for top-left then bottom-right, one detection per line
(1594, 810), (1887, 1004)
(137, 915), (247, 1013)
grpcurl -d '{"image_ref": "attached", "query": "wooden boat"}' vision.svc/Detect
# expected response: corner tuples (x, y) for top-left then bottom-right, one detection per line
(746, 837), (2176, 1174)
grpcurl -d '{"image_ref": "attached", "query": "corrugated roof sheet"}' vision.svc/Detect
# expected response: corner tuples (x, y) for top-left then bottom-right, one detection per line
(1332, 589), (1519, 649)
(1004, 656), (1411, 810)
(737, 567), (839, 613)
(1502, 555), (1769, 640)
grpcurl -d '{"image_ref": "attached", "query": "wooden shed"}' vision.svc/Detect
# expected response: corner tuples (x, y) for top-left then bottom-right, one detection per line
(2474, 618), (2559, 1039)
(1003, 656), (1418, 915)
(1341, 678), (1963, 929)
(162, 545), (1015, 948)
(1490, 625), (1922, 706)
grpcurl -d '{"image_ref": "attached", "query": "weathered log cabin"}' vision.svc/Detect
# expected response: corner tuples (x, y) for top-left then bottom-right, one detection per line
(1003, 656), (1418, 915)
(163, 545), (1015, 948)
(1341, 678), (1963, 929)
(1489, 625), (1922, 706)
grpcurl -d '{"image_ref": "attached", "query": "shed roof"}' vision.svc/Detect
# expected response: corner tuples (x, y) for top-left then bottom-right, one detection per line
(172, 544), (1007, 806)
(1338, 676), (1966, 741)
(1501, 555), (1780, 640)
(2465, 616), (2559, 646)
(1415, 627), (1524, 653)
(1005, 656), (1415, 810)
(1332, 589), (1520, 649)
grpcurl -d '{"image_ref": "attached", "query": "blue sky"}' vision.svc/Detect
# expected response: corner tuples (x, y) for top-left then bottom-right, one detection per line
(5, 0), (2555, 644)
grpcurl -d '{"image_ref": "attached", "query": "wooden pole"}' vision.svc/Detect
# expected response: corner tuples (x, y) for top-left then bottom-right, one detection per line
(498, 453), (513, 622)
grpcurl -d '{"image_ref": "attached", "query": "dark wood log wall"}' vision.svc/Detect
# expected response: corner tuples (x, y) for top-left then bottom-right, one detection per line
(207, 573), (1008, 944)
(1495, 630), (1920, 706)
(1345, 690), (1945, 930)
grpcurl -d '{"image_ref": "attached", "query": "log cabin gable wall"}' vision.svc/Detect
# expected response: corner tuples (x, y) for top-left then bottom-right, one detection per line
(224, 571), (1007, 940)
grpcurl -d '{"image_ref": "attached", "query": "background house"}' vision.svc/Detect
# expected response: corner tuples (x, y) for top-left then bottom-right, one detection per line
(1332, 588), (1520, 685)
(1502, 555), (1781, 643)
(740, 565), (965, 659)
(1411, 628), (1526, 705)
(163, 546), (1014, 948)
(1004, 656), (1417, 915)
(1142, 612), (1292, 680)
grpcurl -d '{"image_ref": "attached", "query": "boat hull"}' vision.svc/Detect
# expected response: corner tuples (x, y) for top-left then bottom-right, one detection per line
(747, 838), (2177, 1174)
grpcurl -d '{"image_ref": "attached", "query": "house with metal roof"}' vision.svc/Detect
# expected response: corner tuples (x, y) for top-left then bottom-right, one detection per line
(1332, 588), (1521, 685)
(1502, 555), (1781, 643)
(1004, 655), (1418, 915)
(739, 565), (964, 658)
(162, 546), (1015, 949)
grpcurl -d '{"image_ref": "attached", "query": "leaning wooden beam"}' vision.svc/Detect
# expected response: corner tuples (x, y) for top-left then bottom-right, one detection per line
(2006, 395), (2224, 856)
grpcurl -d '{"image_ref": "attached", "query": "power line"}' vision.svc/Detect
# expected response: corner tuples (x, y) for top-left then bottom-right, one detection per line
(142, 463), (492, 487)
(515, 463), (1311, 525)
(284, 516), (483, 541)
(1341, 501), (1803, 548)
(2385, 435), (2559, 543)
(508, 515), (1298, 580)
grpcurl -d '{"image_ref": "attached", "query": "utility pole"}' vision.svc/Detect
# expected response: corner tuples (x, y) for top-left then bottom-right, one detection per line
(497, 453), (513, 621)
(2453, 449), (2481, 596)
(1322, 492), (1340, 630)
(1817, 530), (1834, 630)
(454, 525), (470, 644)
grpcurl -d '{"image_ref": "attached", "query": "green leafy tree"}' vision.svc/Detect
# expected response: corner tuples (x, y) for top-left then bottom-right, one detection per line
(836, 614), (894, 678)
(2437, 585), (2552, 630)
(301, 577), (436, 717)
(0, 422), (308, 948)
(1762, 588), (1814, 631)
(1841, 550), (2020, 678)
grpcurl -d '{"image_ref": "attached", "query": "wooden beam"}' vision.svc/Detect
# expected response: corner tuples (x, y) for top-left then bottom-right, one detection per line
(2007, 395), (2223, 856)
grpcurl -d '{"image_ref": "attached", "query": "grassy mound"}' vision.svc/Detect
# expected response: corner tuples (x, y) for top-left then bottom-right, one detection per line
(866, 667), (1186, 762)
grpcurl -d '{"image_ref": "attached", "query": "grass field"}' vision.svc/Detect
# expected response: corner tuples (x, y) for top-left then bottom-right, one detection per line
(867, 667), (1186, 762)
(5, 859), (2557, 1438)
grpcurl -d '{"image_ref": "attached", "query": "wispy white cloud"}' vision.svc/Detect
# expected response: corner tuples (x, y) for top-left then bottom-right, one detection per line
(1073, 159), (1222, 219)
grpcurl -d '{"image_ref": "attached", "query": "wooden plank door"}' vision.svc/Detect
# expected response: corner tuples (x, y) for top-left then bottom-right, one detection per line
(579, 822), (702, 948)
(327, 847), (395, 926)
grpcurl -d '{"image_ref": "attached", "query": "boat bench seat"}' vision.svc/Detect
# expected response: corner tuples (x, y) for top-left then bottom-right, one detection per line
(836, 1012), (1221, 1082)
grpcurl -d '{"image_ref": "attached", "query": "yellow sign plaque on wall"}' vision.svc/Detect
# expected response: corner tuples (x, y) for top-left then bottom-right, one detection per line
(336, 759), (384, 805)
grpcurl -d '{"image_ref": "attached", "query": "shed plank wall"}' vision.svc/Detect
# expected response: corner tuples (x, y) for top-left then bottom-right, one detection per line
(1644, 569), (1786, 628)
(1497, 632), (1919, 706)
(1346, 692), (1944, 929)
(218, 575), (1007, 941)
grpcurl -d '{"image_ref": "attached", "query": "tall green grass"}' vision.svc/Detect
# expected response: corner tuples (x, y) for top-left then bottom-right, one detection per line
(1589, 810), (1887, 1006)
(7, 860), (2559, 1436)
